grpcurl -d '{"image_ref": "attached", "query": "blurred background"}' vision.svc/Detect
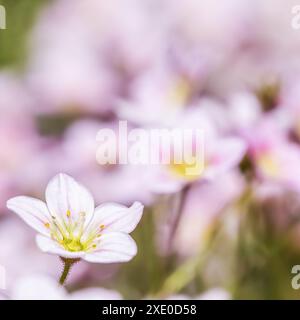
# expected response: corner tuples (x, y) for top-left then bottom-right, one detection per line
(1, 0), (300, 299)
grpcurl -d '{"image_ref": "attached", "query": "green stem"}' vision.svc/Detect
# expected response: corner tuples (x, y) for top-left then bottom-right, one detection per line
(59, 258), (79, 286)
(167, 184), (192, 253)
(157, 221), (219, 298)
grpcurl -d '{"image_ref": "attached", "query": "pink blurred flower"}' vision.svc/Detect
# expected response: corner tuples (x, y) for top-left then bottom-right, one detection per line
(117, 67), (194, 127)
(147, 134), (246, 194)
(227, 92), (262, 132)
(118, 107), (246, 194)
(0, 217), (66, 288)
(0, 72), (42, 212)
(171, 171), (245, 257)
(165, 0), (256, 51)
(246, 121), (300, 192)
(60, 120), (155, 205)
(27, 0), (166, 115)
(27, 1), (117, 114)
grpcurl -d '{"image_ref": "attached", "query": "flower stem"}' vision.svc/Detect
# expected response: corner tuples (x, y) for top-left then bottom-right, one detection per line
(167, 184), (192, 253)
(59, 258), (79, 286)
(157, 214), (221, 298)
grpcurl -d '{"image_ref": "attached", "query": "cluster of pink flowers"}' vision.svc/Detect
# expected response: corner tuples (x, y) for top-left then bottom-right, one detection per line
(1, 0), (300, 300)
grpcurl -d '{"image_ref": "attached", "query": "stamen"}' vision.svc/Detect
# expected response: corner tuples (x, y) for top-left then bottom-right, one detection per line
(76, 212), (86, 238)
(44, 222), (50, 228)
(51, 216), (67, 239)
(85, 240), (99, 252)
(51, 211), (103, 253)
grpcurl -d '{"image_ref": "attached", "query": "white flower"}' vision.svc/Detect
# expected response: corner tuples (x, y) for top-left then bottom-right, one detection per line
(7, 173), (144, 263)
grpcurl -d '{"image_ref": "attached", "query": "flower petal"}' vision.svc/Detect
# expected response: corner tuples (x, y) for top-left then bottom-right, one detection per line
(45, 173), (94, 225)
(88, 202), (144, 234)
(69, 288), (122, 300)
(84, 232), (137, 263)
(205, 138), (246, 179)
(36, 235), (85, 259)
(12, 275), (66, 300)
(146, 165), (185, 194)
(6, 196), (51, 236)
(197, 288), (231, 300)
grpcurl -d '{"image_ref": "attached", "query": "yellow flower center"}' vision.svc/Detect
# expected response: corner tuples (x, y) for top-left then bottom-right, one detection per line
(63, 238), (85, 252)
(44, 211), (104, 253)
(167, 77), (191, 108)
(168, 156), (204, 180)
(257, 153), (280, 178)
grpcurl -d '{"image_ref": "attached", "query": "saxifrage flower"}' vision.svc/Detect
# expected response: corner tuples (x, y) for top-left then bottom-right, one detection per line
(7, 173), (144, 264)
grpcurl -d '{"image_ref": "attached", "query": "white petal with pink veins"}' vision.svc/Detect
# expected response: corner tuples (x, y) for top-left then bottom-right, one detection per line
(6, 196), (51, 237)
(84, 232), (137, 263)
(88, 202), (144, 234)
(45, 173), (95, 225)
